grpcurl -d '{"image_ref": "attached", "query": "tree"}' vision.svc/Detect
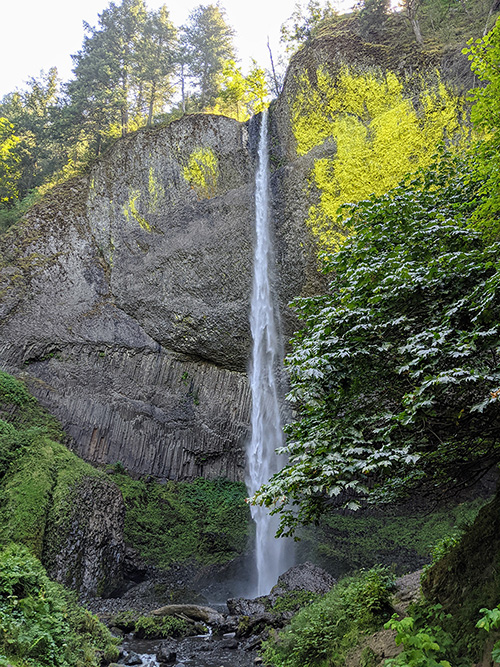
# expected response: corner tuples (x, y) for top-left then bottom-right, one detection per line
(0, 68), (65, 199)
(358, 0), (390, 38)
(280, 0), (337, 53)
(137, 5), (177, 126)
(253, 153), (500, 535)
(212, 60), (268, 121)
(67, 0), (148, 152)
(0, 118), (21, 205)
(401, 0), (424, 44)
(181, 4), (236, 109)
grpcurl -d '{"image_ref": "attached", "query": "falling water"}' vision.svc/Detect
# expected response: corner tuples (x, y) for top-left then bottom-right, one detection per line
(247, 110), (288, 597)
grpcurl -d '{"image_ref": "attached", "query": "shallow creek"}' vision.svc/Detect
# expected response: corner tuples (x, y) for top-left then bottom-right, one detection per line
(120, 633), (257, 667)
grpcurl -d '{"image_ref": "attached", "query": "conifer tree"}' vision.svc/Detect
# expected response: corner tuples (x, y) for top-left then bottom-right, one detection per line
(138, 5), (177, 126)
(181, 4), (236, 109)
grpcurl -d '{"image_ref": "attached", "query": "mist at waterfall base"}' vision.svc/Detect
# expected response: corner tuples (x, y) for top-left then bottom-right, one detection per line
(245, 110), (294, 598)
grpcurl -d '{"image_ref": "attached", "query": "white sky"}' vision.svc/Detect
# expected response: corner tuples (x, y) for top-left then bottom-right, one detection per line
(0, 0), (356, 98)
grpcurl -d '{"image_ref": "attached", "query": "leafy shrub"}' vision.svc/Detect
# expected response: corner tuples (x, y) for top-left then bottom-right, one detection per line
(261, 567), (394, 667)
(0, 543), (118, 667)
(476, 605), (500, 663)
(255, 150), (500, 536)
(270, 590), (320, 614)
(385, 604), (454, 667)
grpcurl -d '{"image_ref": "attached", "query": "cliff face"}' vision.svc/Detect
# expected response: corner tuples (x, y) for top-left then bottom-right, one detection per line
(0, 113), (320, 482)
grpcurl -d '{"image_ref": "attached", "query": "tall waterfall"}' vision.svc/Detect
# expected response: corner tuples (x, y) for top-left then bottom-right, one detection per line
(247, 110), (289, 597)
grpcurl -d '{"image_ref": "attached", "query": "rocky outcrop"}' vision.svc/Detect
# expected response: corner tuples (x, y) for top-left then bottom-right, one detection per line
(43, 474), (125, 598)
(0, 113), (321, 482)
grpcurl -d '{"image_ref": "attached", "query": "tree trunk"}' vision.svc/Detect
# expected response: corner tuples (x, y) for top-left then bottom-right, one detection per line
(267, 38), (281, 97)
(411, 16), (423, 44)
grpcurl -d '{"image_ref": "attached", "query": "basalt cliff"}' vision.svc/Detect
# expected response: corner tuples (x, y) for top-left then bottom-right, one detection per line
(0, 112), (321, 483)
(0, 17), (473, 486)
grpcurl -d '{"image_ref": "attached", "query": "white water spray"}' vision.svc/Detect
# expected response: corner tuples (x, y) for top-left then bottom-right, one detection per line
(247, 110), (289, 597)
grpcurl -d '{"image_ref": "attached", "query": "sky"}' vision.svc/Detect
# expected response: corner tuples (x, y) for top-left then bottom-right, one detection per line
(0, 0), (356, 98)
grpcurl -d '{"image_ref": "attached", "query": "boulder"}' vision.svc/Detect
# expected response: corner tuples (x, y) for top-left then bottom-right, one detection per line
(151, 603), (224, 626)
(274, 561), (336, 595)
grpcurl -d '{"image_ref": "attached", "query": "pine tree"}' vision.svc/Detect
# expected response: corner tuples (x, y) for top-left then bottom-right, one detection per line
(137, 5), (177, 126)
(67, 0), (148, 153)
(181, 4), (236, 109)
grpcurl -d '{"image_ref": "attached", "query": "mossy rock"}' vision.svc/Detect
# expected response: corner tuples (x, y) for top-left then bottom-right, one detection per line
(422, 491), (500, 647)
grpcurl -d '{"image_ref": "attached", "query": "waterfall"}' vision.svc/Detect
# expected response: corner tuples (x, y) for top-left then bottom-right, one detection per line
(247, 110), (289, 597)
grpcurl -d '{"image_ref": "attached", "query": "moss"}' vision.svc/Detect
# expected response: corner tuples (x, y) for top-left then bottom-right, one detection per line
(122, 189), (152, 231)
(148, 165), (165, 212)
(182, 147), (219, 199)
(421, 492), (500, 658)
(298, 498), (487, 576)
(0, 372), (107, 563)
(112, 472), (251, 568)
(134, 614), (200, 639)
(290, 66), (467, 249)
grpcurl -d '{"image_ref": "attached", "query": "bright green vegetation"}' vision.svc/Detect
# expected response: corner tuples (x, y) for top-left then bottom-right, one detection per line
(261, 567), (394, 667)
(0, 543), (118, 667)
(182, 147), (219, 199)
(112, 470), (251, 567)
(255, 148), (499, 534)
(254, 21), (500, 537)
(298, 497), (486, 575)
(0, 372), (105, 557)
(291, 67), (465, 249)
(110, 609), (204, 639)
(267, 590), (321, 614)
(134, 614), (201, 639)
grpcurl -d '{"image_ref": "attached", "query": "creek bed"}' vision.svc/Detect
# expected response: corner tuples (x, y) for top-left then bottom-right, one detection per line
(121, 634), (257, 667)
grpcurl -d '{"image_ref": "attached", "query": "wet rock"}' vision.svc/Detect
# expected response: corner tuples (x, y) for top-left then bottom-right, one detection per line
(123, 654), (142, 665)
(226, 598), (267, 616)
(220, 637), (239, 649)
(156, 645), (176, 665)
(42, 475), (125, 598)
(151, 603), (224, 626)
(275, 561), (336, 595)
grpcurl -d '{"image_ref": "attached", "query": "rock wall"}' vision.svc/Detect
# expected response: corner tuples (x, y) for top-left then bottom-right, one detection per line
(43, 475), (125, 598)
(0, 113), (321, 482)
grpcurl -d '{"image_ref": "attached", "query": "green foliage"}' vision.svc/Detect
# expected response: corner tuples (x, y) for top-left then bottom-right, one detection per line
(269, 590), (321, 614)
(280, 0), (337, 53)
(181, 4), (235, 109)
(0, 117), (21, 205)
(0, 543), (118, 667)
(261, 567), (394, 667)
(208, 60), (269, 121)
(358, 0), (390, 38)
(384, 605), (454, 667)
(464, 19), (500, 240)
(0, 190), (41, 233)
(182, 147), (219, 199)
(134, 614), (195, 639)
(291, 66), (466, 248)
(253, 150), (499, 535)
(299, 498), (485, 575)
(113, 472), (251, 567)
(476, 605), (500, 663)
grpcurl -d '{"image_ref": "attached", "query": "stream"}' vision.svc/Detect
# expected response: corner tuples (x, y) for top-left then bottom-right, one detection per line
(119, 634), (257, 667)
